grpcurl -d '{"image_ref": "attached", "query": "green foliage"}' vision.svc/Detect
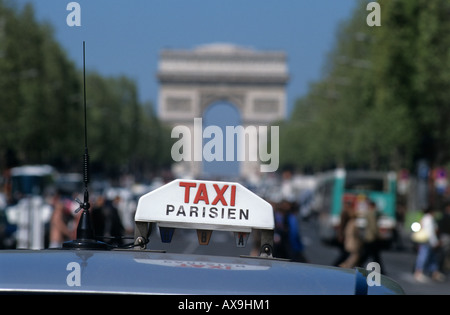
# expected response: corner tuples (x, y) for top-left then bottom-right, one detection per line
(0, 1), (173, 179)
(282, 0), (450, 172)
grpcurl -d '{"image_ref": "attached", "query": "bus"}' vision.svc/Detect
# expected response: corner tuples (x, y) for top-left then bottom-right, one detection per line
(316, 169), (397, 247)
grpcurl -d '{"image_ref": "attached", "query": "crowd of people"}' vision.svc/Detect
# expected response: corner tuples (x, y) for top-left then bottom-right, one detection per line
(330, 192), (450, 283)
(332, 196), (385, 273)
(254, 169), (392, 268)
(265, 168), (391, 271)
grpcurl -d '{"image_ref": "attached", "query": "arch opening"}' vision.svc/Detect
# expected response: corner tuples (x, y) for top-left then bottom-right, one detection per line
(202, 101), (241, 179)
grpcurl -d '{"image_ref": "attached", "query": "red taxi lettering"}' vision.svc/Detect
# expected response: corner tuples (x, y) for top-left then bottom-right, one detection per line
(230, 185), (236, 206)
(212, 184), (228, 205)
(179, 181), (196, 203)
(179, 181), (237, 206)
(193, 183), (209, 204)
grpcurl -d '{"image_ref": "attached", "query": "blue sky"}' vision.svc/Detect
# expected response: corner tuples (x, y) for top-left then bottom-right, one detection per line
(20, 0), (358, 117)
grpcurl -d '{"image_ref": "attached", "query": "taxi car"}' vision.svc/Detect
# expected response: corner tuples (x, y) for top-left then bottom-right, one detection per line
(0, 179), (405, 295)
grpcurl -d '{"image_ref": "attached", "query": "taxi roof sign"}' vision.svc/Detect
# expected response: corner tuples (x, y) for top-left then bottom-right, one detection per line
(135, 179), (274, 233)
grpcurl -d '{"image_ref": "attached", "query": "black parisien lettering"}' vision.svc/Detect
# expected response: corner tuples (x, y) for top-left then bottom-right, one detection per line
(165, 205), (249, 220)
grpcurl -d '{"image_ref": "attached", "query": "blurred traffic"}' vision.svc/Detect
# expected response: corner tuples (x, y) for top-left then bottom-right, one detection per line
(0, 164), (168, 250)
(2, 163), (450, 293)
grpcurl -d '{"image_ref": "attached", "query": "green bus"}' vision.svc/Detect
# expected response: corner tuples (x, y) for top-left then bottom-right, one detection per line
(316, 169), (397, 246)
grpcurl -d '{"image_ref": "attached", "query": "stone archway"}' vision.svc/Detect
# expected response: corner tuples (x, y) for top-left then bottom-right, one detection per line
(157, 43), (289, 179)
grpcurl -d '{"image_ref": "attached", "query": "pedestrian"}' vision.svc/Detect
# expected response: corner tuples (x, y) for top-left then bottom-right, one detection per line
(359, 200), (385, 273)
(438, 202), (450, 273)
(280, 168), (297, 202)
(273, 201), (288, 259)
(273, 200), (308, 262)
(91, 194), (124, 246)
(49, 192), (74, 248)
(339, 204), (362, 269)
(284, 200), (308, 262)
(414, 207), (446, 282)
(271, 168), (307, 262)
(332, 196), (353, 266)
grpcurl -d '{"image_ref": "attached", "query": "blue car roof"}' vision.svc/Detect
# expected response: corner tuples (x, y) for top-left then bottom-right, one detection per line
(0, 249), (404, 295)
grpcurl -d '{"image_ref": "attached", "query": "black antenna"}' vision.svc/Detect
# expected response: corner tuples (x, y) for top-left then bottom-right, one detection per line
(63, 41), (107, 250)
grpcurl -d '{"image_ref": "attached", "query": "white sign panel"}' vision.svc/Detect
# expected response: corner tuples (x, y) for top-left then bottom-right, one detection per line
(135, 179), (274, 232)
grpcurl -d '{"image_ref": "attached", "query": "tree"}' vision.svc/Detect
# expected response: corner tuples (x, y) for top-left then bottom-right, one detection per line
(0, 1), (174, 179)
(86, 73), (173, 178)
(281, 0), (450, 172)
(412, 0), (450, 165)
(0, 2), (84, 170)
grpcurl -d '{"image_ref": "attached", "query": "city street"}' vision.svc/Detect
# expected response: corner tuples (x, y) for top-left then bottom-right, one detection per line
(147, 219), (450, 295)
(300, 220), (450, 295)
(3, 0), (450, 297)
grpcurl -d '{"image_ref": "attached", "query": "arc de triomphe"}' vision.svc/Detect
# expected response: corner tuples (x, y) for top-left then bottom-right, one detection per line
(157, 43), (289, 179)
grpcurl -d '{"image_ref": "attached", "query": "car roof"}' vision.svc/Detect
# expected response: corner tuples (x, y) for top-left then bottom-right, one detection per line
(0, 249), (404, 295)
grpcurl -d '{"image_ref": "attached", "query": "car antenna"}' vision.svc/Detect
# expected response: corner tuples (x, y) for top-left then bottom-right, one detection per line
(63, 41), (108, 250)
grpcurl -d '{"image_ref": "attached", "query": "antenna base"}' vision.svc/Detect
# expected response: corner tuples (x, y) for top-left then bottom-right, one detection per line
(62, 208), (109, 250)
(62, 239), (109, 250)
